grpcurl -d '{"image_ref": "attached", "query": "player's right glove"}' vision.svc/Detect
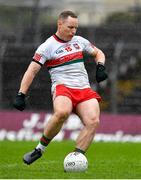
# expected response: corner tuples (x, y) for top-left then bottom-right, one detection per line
(96, 62), (108, 83)
(13, 92), (26, 111)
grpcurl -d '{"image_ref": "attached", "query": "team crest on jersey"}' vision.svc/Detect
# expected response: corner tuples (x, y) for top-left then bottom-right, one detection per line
(73, 43), (80, 49)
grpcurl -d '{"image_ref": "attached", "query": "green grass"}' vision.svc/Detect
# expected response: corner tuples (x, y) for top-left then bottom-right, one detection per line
(0, 140), (141, 179)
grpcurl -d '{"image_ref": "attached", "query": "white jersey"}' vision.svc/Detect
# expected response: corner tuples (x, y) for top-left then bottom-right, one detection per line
(33, 35), (95, 92)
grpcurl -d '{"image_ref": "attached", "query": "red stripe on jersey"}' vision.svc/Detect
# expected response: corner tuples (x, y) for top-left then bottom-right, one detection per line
(45, 51), (83, 67)
(33, 53), (42, 61)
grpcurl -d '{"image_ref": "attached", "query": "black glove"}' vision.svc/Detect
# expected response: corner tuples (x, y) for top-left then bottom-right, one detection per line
(96, 62), (108, 83)
(13, 92), (26, 111)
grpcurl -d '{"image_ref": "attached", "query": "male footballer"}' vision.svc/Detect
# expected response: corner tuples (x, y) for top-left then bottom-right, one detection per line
(13, 10), (108, 165)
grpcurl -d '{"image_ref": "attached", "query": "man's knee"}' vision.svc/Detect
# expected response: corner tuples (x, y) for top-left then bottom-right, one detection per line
(54, 110), (70, 122)
(85, 116), (100, 131)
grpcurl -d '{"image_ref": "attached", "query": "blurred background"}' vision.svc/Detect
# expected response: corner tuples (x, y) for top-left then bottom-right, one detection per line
(0, 0), (141, 141)
(0, 0), (141, 113)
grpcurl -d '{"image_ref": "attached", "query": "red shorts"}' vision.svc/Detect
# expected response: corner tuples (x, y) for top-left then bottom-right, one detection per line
(53, 84), (101, 108)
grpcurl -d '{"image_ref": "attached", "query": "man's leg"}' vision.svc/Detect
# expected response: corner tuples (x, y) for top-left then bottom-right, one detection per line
(44, 96), (73, 138)
(75, 98), (100, 153)
(23, 96), (73, 165)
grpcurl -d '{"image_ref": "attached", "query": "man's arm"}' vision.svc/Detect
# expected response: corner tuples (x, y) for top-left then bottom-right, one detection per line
(13, 61), (41, 111)
(19, 61), (41, 94)
(91, 46), (108, 83)
(91, 46), (105, 65)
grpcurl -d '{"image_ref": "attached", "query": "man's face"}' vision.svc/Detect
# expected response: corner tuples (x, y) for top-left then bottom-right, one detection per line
(58, 16), (78, 41)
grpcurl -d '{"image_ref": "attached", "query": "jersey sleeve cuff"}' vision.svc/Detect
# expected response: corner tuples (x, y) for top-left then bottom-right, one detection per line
(32, 59), (43, 66)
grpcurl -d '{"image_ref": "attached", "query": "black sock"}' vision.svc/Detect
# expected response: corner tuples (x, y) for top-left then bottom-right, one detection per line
(74, 148), (85, 154)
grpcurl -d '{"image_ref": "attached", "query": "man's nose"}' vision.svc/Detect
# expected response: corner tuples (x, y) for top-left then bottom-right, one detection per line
(72, 28), (76, 35)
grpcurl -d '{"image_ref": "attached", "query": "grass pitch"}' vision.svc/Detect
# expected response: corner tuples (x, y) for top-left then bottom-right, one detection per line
(0, 140), (141, 179)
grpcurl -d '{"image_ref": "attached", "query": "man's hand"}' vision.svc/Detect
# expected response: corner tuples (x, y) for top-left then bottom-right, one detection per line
(96, 62), (108, 83)
(13, 92), (26, 111)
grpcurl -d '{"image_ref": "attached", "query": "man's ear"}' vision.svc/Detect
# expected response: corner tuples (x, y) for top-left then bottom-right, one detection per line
(57, 19), (62, 27)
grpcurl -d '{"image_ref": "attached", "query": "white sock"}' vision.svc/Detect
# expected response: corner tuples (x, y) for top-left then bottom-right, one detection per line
(36, 142), (46, 152)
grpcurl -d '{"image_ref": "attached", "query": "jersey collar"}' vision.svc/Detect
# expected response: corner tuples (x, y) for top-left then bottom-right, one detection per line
(53, 34), (69, 43)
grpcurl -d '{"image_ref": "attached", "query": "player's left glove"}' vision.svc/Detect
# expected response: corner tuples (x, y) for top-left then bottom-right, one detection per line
(13, 92), (26, 111)
(96, 62), (108, 83)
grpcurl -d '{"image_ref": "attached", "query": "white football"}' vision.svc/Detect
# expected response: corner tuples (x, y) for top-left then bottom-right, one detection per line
(63, 152), (88, 172)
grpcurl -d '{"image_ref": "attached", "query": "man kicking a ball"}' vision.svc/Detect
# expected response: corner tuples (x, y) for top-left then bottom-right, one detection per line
(13, 10), (108, 165)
